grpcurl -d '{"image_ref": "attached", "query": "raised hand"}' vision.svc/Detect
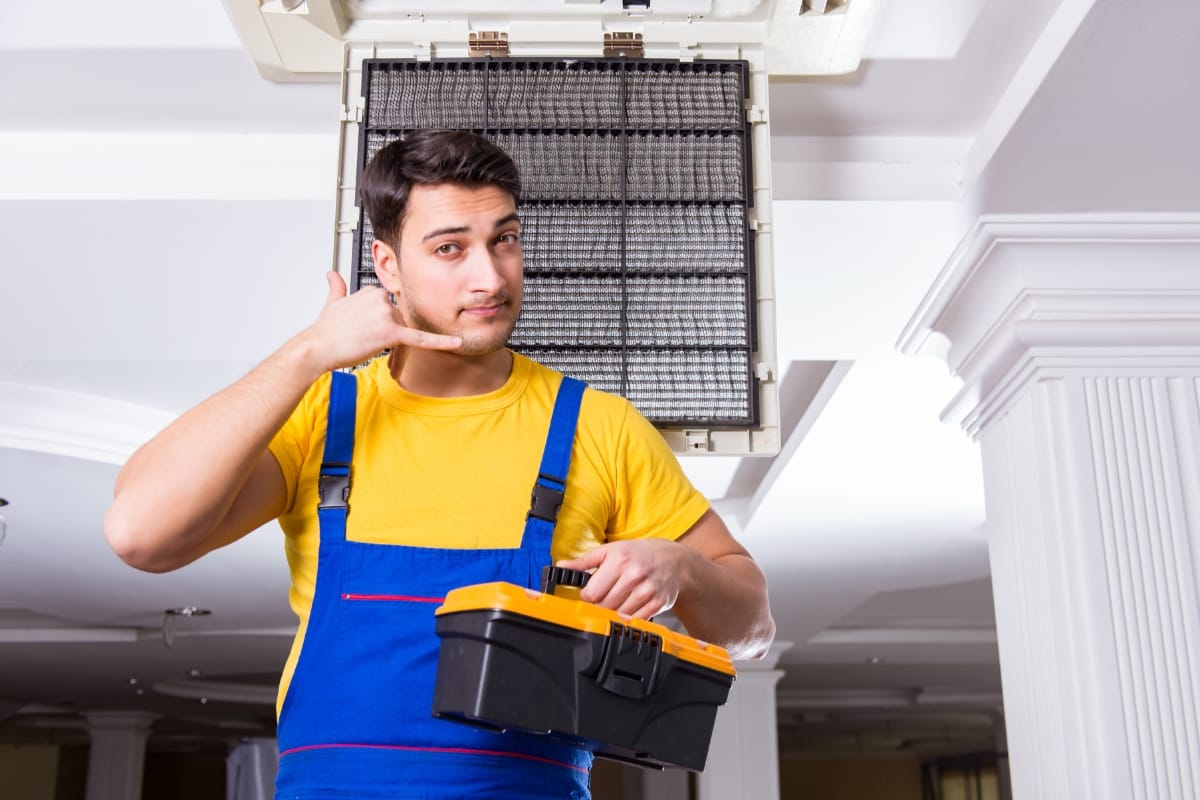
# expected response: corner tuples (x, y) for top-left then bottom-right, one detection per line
(295, 271), (462, 373)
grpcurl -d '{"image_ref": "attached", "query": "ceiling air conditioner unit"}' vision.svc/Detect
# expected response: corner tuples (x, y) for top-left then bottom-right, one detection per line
(222, 0), (880, 456)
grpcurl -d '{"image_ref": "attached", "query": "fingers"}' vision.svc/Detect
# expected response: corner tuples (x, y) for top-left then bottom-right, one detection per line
(598, 575), (669, 619)
(333, 284), (462, 352)
(391, 325), (462, 351)
(562, 544), (674, 619)
(556, 549), (603, 573)
(324, 271), (348, 306)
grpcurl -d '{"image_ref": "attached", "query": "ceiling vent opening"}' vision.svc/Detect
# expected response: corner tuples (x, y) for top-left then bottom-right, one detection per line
(213, 0), (888, 453)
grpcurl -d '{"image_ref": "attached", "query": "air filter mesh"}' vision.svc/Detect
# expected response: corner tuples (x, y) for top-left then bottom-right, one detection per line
(355, 58), (757, 426)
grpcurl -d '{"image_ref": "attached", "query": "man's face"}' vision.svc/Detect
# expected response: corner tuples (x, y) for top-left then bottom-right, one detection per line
(376, 183), (523, 356)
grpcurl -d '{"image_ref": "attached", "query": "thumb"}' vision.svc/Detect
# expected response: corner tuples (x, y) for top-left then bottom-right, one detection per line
(324, 271), (348, 306)
(557, 546), (606, 572)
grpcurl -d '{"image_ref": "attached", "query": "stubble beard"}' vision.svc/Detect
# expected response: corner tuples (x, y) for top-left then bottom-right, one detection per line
(402, 296), (520, 357)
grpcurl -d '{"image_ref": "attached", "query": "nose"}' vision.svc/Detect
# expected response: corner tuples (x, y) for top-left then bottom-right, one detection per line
(465, 247), (507, 295)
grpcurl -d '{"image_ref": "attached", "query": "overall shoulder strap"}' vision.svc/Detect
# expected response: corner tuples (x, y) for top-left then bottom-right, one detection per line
(317, 370), (357, 543)
(521, 376), (587, 558)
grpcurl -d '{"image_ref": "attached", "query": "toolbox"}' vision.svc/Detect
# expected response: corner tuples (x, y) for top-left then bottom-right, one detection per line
(432, 566), (735, 771)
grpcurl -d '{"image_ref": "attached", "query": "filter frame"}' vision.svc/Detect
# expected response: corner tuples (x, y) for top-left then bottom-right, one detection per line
(350, 56), (759, 428)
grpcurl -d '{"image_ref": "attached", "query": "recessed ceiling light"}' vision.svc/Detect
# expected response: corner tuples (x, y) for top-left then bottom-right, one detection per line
(161, 607), (213, 648)
(867, 656), (884, 665)
(163, 607), (212, 617)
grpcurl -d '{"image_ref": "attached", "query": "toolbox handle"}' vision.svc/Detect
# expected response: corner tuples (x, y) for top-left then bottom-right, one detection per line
(540, 565), (590, 595)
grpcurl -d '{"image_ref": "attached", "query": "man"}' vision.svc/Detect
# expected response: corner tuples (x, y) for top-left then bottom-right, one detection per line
(106, 129), (774, 799)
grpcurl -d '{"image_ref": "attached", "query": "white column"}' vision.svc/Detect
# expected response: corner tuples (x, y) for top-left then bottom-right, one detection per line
(227, 737), (278, 800)
(84, 711), (158, 800)
(900, 214), (1200, 800)
(695, 641), (791, 800)
(620, 761), (690, 800)
(994, 716), (1013, 800)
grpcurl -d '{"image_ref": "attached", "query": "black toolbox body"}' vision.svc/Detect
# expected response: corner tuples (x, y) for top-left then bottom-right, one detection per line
(432, 578), (735, 771)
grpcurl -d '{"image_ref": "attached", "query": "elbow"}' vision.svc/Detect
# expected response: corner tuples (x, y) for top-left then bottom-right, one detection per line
(103, 504), (185, 574)
(730, 613), (777, 663)
(747, 615), (778, 662)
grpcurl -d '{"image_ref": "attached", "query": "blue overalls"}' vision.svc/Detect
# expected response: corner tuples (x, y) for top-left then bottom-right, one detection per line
(275, 370), (594, 799)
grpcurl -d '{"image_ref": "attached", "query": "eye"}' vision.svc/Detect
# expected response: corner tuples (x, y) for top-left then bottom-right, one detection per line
(434, 242), (460, 256)
(497, 232), (521, 246)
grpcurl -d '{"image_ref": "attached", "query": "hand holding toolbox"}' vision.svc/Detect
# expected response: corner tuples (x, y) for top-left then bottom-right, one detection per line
(432, 566), (736, 771)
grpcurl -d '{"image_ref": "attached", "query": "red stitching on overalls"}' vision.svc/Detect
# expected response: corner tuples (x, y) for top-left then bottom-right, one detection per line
(341, 593), (444, 603)
(278, 742), (589, 774)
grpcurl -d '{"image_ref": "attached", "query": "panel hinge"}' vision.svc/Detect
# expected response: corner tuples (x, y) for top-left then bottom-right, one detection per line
(747, 105), (768, 124)
(340, 102), (364, 124)
(604, 31), (645, 58)
(469, 31), (509, 58)
(684, 429), (712, 452)
(802, 0), (848, 14)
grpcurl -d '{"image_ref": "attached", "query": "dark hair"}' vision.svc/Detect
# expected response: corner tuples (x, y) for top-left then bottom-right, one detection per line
(359, 130), (522, 248)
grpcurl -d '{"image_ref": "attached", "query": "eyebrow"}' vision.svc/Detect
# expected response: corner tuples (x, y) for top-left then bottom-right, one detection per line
(421, 213), (521, 243)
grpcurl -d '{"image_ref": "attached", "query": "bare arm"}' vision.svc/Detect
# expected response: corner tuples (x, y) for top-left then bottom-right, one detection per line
(104, 272), (461, 573)
(555, 510), (776, 661)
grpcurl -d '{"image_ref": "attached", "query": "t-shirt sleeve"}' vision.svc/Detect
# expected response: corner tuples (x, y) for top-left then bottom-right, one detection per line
(607, 400), (711, 543)
(267, 373), (330, 516)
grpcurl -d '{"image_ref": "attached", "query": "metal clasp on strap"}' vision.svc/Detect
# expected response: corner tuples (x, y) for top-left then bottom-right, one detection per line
(527, 473), (565, 522)
(318, 464), (351, 510)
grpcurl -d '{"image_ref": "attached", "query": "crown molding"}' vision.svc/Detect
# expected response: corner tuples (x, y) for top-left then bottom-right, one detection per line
(898, 214), (1200, 436)
(0, 383), (174, 465)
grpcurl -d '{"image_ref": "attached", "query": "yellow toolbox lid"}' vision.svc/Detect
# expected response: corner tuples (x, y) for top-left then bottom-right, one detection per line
(437, 581), (736, 678)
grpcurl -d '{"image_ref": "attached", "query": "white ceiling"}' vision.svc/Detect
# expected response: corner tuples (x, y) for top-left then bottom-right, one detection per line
(3, 0), (1193, 763)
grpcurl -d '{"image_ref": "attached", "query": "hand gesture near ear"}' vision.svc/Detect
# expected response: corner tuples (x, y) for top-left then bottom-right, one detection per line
(107, 269), (461, 574)
(294, 271), (461, 373)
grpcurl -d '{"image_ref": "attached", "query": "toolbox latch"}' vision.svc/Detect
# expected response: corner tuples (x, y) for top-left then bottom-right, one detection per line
(597, 622), (663, 700)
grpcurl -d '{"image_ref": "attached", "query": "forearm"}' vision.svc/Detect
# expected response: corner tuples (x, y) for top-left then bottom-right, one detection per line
(672, 548), (776, 661)
(105, 335), (324, 571)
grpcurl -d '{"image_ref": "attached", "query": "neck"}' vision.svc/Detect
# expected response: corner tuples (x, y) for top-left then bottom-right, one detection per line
(389, 347), (514, 397)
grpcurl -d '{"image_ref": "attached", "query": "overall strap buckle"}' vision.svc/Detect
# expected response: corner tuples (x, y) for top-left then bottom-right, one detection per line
(528, 473), (565, 523)
(318, 463), (351, 510)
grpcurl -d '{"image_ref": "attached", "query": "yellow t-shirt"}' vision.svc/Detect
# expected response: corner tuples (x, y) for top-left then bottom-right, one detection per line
(267, 351), (710, 712)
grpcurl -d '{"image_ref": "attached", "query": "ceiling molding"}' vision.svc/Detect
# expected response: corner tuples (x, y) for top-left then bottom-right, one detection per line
(0, 382), (174, 465)
(808, 627), (997, 646)
(899, 213), (1200, 435)
(153, 677), (276, 705)
(0, 627), (138, 643)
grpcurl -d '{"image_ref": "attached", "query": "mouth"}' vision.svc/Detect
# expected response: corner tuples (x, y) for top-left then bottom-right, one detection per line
(461, 300), (508, 318)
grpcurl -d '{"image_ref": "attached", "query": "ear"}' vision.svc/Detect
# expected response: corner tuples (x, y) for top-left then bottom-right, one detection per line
(372, 239), (401, 292)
